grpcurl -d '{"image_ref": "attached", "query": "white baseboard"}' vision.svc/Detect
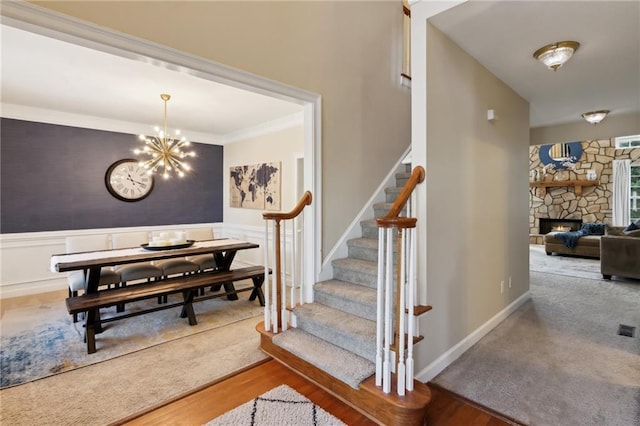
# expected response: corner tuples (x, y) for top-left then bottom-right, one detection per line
(415, 290), (531, 383)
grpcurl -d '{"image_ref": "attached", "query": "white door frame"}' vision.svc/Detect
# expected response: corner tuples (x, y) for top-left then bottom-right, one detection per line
(1, 2), (323, 298)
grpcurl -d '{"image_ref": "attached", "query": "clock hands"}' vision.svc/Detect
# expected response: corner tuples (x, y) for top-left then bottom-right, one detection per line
(126, 173), (145, 186)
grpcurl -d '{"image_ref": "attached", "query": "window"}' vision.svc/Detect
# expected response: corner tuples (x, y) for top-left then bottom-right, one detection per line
(615, 134), (640, 149)
(631, 164), (640, 222)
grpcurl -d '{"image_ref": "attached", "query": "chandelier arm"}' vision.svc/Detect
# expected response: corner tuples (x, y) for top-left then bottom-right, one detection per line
(135, 93), (194, 177)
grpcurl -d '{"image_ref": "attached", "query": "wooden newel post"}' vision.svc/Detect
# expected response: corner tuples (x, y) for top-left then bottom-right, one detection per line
(263, 191), (312, 333)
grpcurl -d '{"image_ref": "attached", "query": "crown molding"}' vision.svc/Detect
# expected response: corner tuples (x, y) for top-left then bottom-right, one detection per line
(221, 112), (304, 145)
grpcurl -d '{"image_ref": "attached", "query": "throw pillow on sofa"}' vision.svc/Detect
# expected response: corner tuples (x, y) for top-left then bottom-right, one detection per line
(581, 222), (606, 235)
(623, 219), (640, 234)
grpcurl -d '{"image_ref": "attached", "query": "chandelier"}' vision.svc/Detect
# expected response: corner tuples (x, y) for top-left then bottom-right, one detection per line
(135, 94), (195, 179)
(533, 41), (580, 71)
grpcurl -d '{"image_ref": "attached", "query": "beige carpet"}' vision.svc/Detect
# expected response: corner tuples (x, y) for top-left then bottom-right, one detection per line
(0, 315), (268, 425)
(434, 271), (640, 426)
(529, 244), (638, 283)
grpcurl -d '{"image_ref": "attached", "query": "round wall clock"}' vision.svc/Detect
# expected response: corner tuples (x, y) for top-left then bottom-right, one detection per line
(105, 159), (154, 202)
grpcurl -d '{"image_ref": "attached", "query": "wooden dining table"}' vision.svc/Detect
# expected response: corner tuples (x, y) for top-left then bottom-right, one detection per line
(51, 238), (260, 336)
(51, 238), (259, 295)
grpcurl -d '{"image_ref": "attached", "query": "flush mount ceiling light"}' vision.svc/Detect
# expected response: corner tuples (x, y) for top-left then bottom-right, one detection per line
(533, 41), (580, 71)
(135, 94), (195, 179)
(581, 110), (610, 125)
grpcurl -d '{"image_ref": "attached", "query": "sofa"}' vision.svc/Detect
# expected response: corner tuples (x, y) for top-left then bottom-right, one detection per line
(544, 229), (603, 258)
(600, 225), (640, 280)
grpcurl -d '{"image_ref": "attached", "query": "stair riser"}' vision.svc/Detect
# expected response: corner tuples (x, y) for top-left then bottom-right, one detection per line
(314, 289), (377, 322)
(348, 244), (398, 265)
(360, 223), (399, 241)
(373, 205), (407, 218)
(385, 188), (401, 203)
(294, 314), (376, 363)
(333, 265), (378, 288)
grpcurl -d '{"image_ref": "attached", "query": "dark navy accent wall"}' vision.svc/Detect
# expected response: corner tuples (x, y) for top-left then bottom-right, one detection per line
(1, 118), (223, 233)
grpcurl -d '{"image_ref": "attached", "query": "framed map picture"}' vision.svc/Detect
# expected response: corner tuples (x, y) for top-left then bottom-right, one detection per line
(229, 162), (281, 210)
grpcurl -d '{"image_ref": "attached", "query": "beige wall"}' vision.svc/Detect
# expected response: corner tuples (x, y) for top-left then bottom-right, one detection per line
(33, 1), (411, 257)
(421, 23), (530, 365)
(224, 126), (304, 228)
(531, 111), (640, 146)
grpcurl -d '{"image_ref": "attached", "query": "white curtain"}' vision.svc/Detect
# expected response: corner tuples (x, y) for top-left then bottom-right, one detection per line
(612, 159), (631, 226)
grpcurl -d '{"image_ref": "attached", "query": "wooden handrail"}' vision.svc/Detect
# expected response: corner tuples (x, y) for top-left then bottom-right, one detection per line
(263, 191), (313, 332)
(263, 191), (312, 221)
(376, 166), (424, 228)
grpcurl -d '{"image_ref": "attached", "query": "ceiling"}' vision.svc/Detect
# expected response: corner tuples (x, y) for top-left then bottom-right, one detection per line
(1, 1), (639, 137)
(0, 24), (304, 145)
(429, 1), (640, 128)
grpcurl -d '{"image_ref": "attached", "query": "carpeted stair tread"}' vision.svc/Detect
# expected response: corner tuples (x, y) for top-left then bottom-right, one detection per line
(293, 303), (376, 362)
(347, 237), (378, 250)
(314, 280), (377, 321)
(272, 327), (375, 389)
(385, 187), (402, 203)
(332, 257), (379, 288)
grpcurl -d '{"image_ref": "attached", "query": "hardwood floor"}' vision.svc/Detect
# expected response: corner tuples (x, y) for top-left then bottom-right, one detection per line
(4, 292), (518, 425)
(120, 359), (517, 426)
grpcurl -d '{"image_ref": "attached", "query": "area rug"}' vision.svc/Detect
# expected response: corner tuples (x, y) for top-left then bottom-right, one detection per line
(0, 316), (269, 425)
(433, 271), (640, 426)
(205, 384), (346, 426)
(1, 290), (264, 388)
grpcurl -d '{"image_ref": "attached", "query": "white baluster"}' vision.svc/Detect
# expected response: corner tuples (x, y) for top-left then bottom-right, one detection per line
(375, 227), (385, 386)
(397, 229), (406, 396)
(299, 214), (304, 306)
(406, 227), (416, 391)
(291, 217), (297, 312)
(383, 227), (393, 394)
(281, 221), (288, 331)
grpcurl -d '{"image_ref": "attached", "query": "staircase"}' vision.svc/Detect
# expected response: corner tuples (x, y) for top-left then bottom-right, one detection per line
(257, 164), (432, 426)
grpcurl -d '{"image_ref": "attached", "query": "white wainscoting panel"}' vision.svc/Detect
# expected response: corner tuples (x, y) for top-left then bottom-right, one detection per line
(0, 223), (222, 299)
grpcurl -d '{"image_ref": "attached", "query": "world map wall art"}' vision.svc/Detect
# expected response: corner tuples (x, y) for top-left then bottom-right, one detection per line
(229, 162), (281, 210)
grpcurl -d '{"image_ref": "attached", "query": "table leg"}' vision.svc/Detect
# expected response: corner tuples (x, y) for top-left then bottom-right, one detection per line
(180, 290), (197, 325)
(85, 267), (104, 334)
(215, 250), (239, 300)
(248, 275), (265, 306)
(85, 308), (97, 354)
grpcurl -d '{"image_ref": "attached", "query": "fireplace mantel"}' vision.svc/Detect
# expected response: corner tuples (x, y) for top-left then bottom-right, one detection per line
(530, 179), (600, 197)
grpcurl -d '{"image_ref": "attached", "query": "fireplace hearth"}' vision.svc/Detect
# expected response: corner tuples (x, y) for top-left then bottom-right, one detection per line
(539, 218), (582, 234)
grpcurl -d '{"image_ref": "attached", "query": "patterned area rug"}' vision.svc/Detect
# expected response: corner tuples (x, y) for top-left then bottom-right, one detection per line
(206, 385), (346, 426)
(0, 290), (263, 388)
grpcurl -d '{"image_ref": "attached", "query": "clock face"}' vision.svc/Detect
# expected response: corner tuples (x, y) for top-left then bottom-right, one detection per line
(105, 159), (154, 202)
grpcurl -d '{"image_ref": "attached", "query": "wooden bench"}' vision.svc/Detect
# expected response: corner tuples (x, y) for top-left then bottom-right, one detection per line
(66, 265), (268, 354)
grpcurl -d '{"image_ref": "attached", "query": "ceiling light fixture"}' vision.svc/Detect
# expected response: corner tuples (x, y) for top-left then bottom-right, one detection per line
(533, 41), (580, 71)
(135, 94), (195, 179)
(581, 110), (610, 125)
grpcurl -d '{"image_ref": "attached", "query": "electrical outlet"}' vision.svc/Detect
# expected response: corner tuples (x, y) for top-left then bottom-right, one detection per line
(501, 280), (504, 293)
(509, 276), (512, 289)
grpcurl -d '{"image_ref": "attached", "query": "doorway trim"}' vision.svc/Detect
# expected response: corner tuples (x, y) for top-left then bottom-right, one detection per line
(1, 1), (323, 294)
